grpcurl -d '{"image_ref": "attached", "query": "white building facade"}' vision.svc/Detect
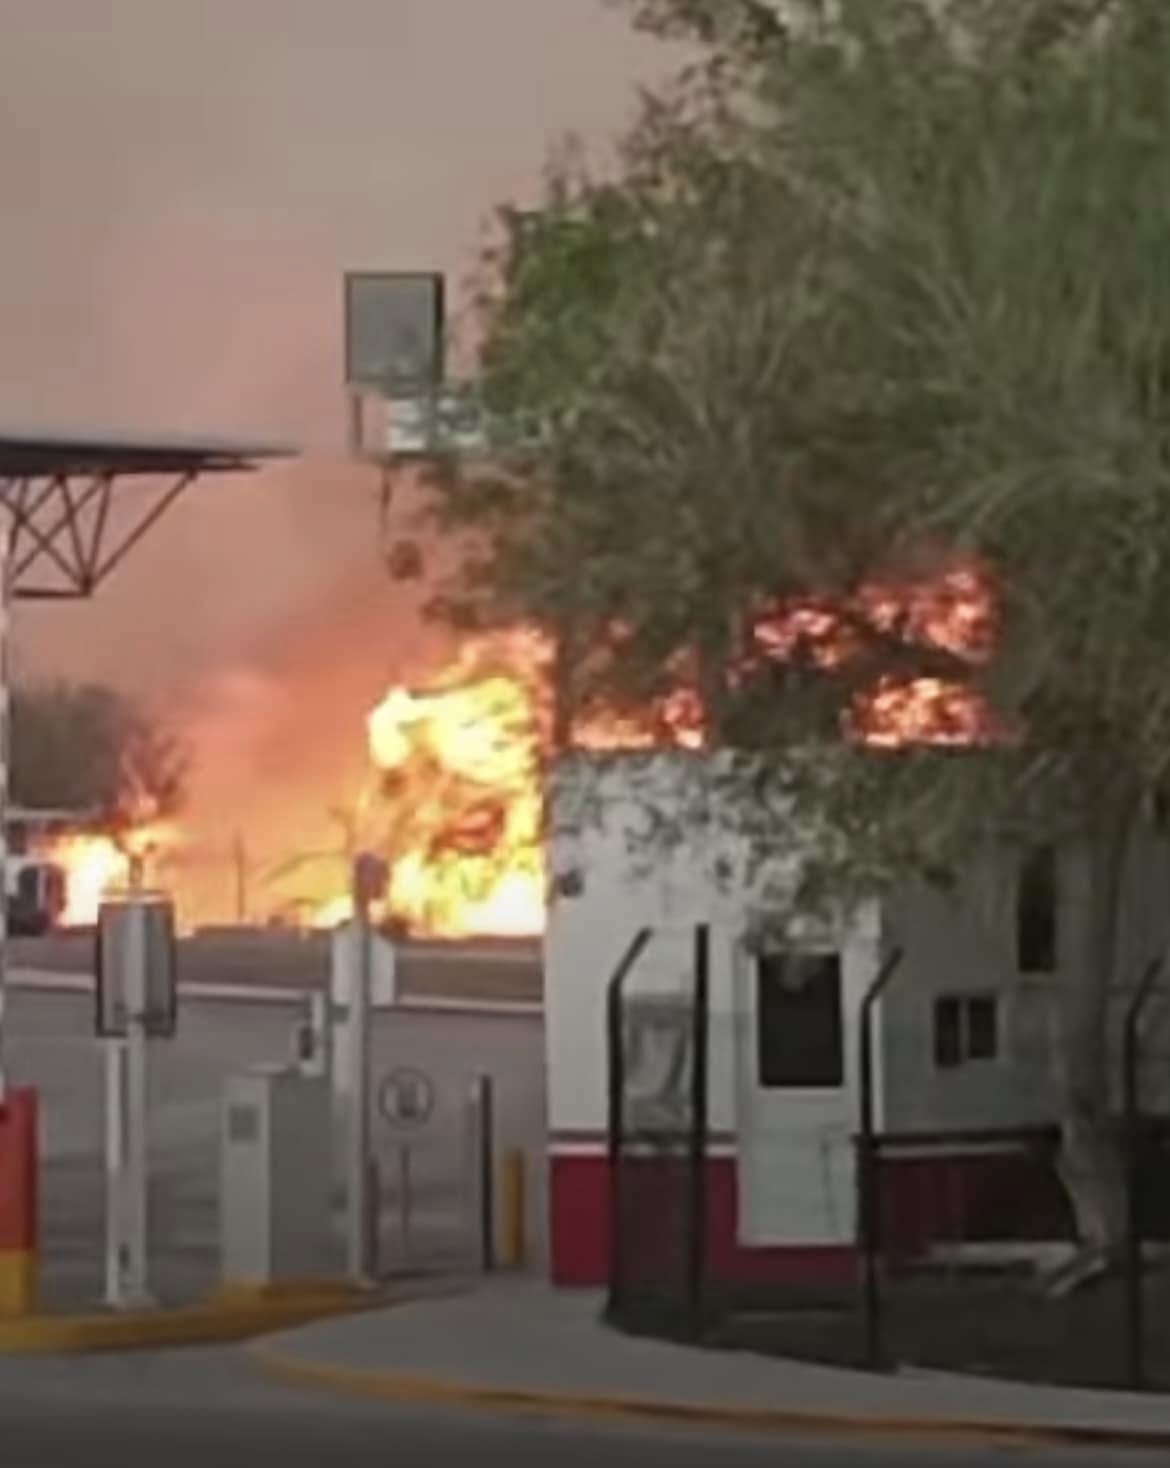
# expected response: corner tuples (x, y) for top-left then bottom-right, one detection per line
(543, 752), (1170, 1286)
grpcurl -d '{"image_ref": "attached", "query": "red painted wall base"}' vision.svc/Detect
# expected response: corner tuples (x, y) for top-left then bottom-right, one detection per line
(549, 1142), (1070, 1288)
(550, 1152), (854, 1287)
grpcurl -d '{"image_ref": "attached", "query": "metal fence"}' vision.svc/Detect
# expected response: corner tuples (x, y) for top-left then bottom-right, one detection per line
(606, 925), (708, 1335)
(857, 959), (1170, 1390)
(606, 931), (1170, 1389)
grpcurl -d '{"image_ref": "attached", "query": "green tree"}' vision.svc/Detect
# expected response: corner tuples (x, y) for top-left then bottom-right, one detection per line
(424, 0), (1170, 1277)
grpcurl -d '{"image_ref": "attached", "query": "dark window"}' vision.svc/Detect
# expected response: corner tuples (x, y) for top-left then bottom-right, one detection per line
(933, 993), (1000, 1069)
(757, 952), (844, 1089)
(1017, 844), (1057, 973)
(967, 995), (999, 1060)
(933, 995), (962, 1068)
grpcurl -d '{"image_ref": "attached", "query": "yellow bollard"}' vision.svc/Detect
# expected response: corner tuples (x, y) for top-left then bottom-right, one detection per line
(499, 1149), (526, 1270)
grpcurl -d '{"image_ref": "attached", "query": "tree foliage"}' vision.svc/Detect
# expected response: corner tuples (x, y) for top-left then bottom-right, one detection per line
(11, 681), (190, 830)
(423, 0), (1170, 1262)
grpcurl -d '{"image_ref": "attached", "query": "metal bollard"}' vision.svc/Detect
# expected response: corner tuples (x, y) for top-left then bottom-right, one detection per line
(500, 1148), (526, 1270)
(463, 1074), (496, 1273)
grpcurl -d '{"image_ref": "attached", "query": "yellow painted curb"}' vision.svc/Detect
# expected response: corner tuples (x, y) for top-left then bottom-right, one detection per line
(0, 1282), (397, 1356)
(250, 1347), (1170, 1454)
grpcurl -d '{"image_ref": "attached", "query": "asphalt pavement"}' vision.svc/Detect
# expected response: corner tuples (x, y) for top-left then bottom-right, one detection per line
(0, 1346), (1148, 1468)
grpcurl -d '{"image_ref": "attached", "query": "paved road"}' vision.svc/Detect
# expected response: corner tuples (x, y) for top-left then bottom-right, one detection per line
(0, 1347), (1148, 1468)
(12, 929), (544, 1005)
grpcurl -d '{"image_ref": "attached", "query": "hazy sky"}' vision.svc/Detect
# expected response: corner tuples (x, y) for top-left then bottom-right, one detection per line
(1, 0), (677, 697)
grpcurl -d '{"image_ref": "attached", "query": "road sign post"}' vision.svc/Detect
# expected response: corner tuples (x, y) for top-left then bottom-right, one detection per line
(95, 891), (177, 1310)
(377, 1065), (434, 1272)
(345, 852), (387, 1285)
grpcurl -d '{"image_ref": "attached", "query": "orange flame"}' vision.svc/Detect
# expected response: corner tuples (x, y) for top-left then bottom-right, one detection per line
(44, 821), (179, 927)
(42, 565), (996, 938)
(360, 629), (549, 936)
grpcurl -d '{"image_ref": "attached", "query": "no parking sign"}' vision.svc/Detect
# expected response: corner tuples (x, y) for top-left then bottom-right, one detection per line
(377, 1066), (435, 1130)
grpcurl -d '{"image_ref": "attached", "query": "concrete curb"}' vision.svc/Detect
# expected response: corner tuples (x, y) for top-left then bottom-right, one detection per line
(0, 1282), (409, 1356)
(249, 1347), (1170, 1453)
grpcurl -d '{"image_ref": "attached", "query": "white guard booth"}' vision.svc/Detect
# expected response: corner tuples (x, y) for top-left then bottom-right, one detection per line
(543, 750), (883, 1288)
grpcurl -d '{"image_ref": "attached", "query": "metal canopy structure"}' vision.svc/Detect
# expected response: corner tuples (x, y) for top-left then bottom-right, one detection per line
(0, 424), (292, 599)
(0, 421), (294, 1108)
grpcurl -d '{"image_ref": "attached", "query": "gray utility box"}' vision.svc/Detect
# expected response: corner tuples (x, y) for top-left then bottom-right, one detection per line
(220, 1065), (331, 1289)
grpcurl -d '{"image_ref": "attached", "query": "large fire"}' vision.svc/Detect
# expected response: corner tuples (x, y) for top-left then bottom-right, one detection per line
(40, 564), (994, 936)
(40, 820), (178, 927)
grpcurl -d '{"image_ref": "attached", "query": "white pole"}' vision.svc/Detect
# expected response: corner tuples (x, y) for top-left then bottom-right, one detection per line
(102, 1039), (128, 1306)
(122, 901), (152, 1306)
(0, 518), (11, 1103)
(344, 893), (373, 1283)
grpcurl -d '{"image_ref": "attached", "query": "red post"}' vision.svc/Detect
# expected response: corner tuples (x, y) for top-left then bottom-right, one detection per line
(0, 1086), (38, 1317)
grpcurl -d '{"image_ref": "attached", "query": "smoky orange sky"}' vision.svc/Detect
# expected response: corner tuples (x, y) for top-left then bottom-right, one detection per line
(0, 0), (681, 918)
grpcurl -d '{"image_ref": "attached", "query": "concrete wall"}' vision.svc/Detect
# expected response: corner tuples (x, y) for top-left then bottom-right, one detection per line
(879, 821), (1170, 1135)
(5, 985), (546, 1308)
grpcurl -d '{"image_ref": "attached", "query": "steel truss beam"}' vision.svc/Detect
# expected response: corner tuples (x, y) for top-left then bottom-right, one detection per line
(0, 469), (198, 599)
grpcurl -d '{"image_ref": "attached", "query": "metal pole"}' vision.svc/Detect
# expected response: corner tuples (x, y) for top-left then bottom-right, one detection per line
(858, 948), (903, 1370)
(0, 518), (11, 1102)
(345, 891), (374, 1284)
(477, 1073), (495, 1272)
(102, 1038), (128, 1307)
(687, 924), (710, 1336)
(605, 928), (652, 1316)
(344, 904), (371, 1274)
(122, 900), (152, 1306)
(233, 832), (247, 924)
(1123, 954), (1162, 1391)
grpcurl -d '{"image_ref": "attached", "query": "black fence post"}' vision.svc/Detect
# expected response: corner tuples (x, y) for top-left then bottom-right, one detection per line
(687, 923), (711, 1337)
(477, 1073), (496, 1273)
(858, 947), (904, 1371)
(1123, 955), (1162, 1392)
(606, 927), (652, 1318)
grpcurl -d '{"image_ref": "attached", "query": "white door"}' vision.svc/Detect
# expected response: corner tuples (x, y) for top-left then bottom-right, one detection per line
(733, 940), (857, 1246)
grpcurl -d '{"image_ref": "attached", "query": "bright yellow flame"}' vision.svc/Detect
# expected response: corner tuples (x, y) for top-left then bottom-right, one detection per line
(364, 637), (546, 937)
(49, 835), (130, 925)
(310, 894), (355, 930)
(45, 821), (181, 926)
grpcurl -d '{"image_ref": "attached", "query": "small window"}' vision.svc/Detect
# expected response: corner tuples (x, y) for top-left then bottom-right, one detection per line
(934, 993), (1000, 1070)
(1017, 844), (1057, 973)
(757, 952), (844, 1089)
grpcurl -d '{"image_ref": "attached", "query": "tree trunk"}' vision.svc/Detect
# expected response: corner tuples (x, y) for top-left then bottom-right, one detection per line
(1046, 797), (1133, 1296)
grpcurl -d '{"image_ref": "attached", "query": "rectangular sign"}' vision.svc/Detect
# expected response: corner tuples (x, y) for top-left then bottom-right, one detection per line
(344, 271), (445, 393)
(95, 896), (178, 1039)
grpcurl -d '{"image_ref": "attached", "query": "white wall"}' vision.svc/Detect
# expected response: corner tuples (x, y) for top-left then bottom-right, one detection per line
(546, 754), (1170, 1249)
(879, 860), (1058, 1134)
(879, 820), (1170, 1134)
(545, 752), (880, 1246)
(544, 754), (745, 1139)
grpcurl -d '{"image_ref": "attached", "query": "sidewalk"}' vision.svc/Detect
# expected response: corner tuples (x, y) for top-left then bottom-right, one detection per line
(251, 1278), (1170, 1450)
